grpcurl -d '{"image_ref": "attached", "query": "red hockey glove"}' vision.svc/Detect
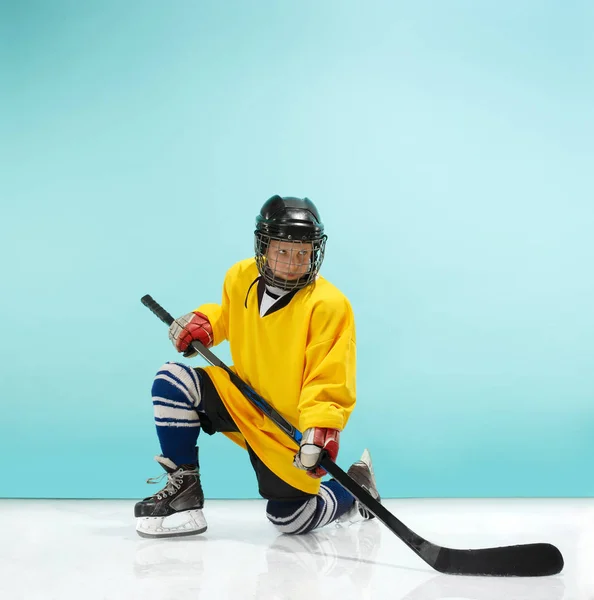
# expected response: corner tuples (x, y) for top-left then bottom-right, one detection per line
(168, 311), (213, 357)
(293, 427), (340, 479)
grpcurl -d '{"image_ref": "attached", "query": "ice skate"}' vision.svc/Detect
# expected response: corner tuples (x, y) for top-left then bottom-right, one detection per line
(338, 448), (381, 523)
(135, 451), (207, 538)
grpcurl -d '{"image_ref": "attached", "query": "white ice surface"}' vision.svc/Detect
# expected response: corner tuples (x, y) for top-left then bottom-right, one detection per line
(1, 498), (592, 600)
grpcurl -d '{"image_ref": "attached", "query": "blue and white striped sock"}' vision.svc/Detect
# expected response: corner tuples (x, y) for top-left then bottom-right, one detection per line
(266, 479), (355, 534)
(151, 362), (203, 466)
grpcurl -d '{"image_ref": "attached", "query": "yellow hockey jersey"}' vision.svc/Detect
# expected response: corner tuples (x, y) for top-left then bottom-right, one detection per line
(195, 258), (356, 495)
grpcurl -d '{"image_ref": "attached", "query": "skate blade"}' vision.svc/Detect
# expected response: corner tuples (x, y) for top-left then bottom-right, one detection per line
(136, 509), (207, 538)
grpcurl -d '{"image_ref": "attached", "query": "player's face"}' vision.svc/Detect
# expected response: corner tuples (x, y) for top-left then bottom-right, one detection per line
(267, 239), (313, 281)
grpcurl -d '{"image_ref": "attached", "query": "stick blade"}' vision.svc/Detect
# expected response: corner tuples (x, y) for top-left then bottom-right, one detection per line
(432, 542), (563, 576)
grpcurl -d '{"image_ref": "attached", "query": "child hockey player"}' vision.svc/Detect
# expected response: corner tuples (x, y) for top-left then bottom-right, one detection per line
(135, 195), (381, 537)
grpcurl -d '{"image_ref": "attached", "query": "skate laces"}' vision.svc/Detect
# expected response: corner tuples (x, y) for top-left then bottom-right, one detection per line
(146, 468), (196, 500)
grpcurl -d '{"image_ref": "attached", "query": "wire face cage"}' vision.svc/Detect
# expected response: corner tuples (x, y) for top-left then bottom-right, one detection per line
(254, 233), (327, 291)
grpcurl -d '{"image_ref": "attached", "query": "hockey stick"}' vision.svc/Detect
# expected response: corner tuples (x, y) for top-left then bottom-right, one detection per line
(141, 294), (564, 577)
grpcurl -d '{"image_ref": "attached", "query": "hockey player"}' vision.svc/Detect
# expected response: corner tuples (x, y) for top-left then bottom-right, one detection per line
(135, 195), (381, 538)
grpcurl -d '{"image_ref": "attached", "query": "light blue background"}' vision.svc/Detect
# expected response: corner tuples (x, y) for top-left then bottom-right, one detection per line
(2, 0), (593, 499)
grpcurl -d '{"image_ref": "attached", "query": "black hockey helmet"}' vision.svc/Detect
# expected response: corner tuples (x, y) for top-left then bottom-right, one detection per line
(254, 195), (327, 291)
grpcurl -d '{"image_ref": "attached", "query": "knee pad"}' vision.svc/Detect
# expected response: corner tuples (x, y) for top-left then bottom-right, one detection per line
(266, 498), (317, 535)
(152, 362), (202, 410)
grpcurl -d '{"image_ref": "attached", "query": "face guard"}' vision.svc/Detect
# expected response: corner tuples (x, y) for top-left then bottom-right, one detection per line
(254, 234), (327, 291)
